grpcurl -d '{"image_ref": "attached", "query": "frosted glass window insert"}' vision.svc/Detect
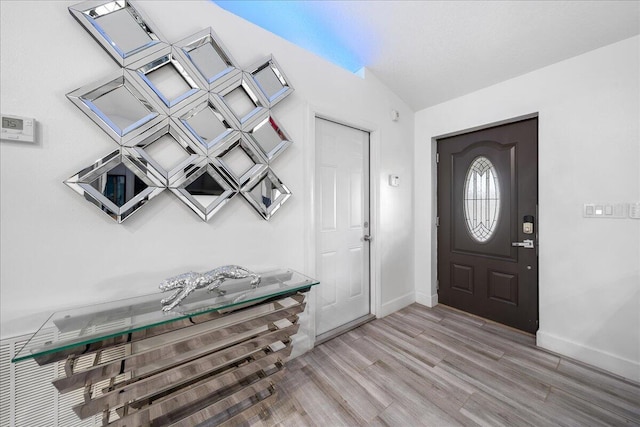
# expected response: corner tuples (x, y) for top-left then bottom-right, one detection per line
(464, 156), (500, 242)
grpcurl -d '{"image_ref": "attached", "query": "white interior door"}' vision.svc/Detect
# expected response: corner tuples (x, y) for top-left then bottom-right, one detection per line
(315, 118), (370, 336)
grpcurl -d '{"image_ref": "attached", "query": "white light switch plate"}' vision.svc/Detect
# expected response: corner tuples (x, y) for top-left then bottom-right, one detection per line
(584, 203), (627, 218)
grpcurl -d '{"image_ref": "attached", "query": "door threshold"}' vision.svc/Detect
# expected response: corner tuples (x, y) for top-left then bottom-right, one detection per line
(315, 314), (376, 346)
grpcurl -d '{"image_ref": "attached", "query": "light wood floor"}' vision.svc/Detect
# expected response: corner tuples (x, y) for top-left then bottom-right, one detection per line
(247, 303), (640, 426)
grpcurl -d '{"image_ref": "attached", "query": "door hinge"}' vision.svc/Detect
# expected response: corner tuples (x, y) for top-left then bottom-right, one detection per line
(436, 153), (440, 163)
(436, 217), (440, 227)
(436, 280), (439, 290)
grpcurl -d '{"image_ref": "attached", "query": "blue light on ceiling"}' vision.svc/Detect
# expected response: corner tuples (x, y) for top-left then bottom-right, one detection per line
(212, 1), (365, 74)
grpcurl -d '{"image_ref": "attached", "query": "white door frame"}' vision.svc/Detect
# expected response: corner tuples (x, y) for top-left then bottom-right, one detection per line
(303, 103), (381, 348)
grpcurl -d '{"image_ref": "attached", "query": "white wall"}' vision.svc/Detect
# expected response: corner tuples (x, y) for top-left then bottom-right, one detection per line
(415, 36), (640, 381)
(0, 1), (415, 347)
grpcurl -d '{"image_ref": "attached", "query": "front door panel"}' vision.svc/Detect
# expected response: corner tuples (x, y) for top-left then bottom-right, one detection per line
(437, 118), (538, 333)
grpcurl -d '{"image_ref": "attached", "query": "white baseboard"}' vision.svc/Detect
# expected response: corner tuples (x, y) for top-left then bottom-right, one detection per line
(379, 291), (415, 318)
(537, 330), (640, 383)
(416, 291), (438, 307)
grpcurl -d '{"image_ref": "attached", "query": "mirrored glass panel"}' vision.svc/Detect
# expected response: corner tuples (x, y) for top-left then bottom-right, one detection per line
(211, 135), (267, 189)
(67, 72), (166, 145)
(173, 96), (237, 154)
(464, 156), (501, 242)
(213, 74), (267, 131)
(169, 160), (236, 221)
(246, 112), (292, 163)
(173, 28), (241, 91)
(127, 51), (203, 114)
(242, 169), (291, 220)
(127, 120), (202, 186)
(69, 0), (168, 66)
(65, 149), (165, 223)
(246, 56), (294, 108)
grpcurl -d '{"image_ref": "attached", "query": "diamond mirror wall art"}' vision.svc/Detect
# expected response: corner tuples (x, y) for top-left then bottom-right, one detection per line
(247, 55), (294, 108)
(64, 149), (166, 223)
(127, 48), (204, 114)
(242, 169), (291, 220)
(69, 0), (168, 67)
(169, 159), (237, 221)
(66, 72), (166, 145)
(173, 95), (237, 154)
(173, 27), (241, 91)
(65, 0), (295, 223)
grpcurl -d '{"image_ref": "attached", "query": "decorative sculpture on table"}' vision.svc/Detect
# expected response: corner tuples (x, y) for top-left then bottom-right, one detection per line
(159, 265), (261, 311)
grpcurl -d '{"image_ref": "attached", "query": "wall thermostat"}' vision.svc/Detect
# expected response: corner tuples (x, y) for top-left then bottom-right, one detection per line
(1, 113), (36, 143)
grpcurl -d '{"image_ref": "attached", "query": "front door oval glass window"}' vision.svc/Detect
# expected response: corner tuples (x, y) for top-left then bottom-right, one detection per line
(463, 156), (500, 242)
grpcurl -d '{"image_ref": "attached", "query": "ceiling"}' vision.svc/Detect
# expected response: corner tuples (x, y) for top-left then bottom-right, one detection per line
(215, 1), (640, 111)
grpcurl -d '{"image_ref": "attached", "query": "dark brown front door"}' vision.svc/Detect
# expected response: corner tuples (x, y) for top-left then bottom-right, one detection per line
(437, 117), (538, 333)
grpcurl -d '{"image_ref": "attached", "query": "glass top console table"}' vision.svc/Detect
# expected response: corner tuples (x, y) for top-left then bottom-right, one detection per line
(12, 268), (318, 426)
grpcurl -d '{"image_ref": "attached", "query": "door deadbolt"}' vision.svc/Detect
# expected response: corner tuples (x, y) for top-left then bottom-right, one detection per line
(523, 215), (534, 235)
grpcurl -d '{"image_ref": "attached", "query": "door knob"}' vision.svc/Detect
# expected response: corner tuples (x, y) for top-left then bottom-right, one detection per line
(363, 235), (373, 242)
(512, 239), (534, 248)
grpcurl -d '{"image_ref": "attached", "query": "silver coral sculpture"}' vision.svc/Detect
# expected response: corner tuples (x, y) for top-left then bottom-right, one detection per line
(159, 265), (261, 311)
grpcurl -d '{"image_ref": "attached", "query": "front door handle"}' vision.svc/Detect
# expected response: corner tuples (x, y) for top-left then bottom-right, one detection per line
(363, 235), (373, 242)
(512, 239), (534, 249)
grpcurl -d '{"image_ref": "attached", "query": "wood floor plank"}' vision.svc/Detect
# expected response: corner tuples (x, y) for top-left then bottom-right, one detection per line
(460, 391), (539, 427)
(479, 319), (536, 347)
(319, 335), (376, 372)
(289, 363), (364, 426)
(414, 322), (504, 366)
(341, 327), (366, 343)
(440, 353), (551, 403)
(432, 304), (486, 327)
(439, 316), (560, 370)
(361, 322), (444, 368)
(500, 353), (640, 423)
(304, 350), (388, 422)
(557, 357), (640, 402)
(374, 354), (478, 426)
(364, 360), (466, 426)
(543, 387), (633, 427)
(402, 303), (446, 323)
(245, 303), (640, 427)
(379, 313), (424, 337)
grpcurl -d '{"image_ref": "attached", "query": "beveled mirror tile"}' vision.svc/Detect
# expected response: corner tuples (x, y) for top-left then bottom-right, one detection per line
(169, 159), (236, 221)
(126, 119), (203, 186)
(173, 95), (238, 155)
(246, 55), (294, 108)
(210, 134), (267, 189)
(126, 49), (205, 115)
(69, 0), (168, 67)
(212, 74), (267, 131)
(67, 71), (167, 145)
(241, 169), (291, 220)
(173, 28), (241, 92)
(246, 111), (292, 164)
(65, 149), (165, 223)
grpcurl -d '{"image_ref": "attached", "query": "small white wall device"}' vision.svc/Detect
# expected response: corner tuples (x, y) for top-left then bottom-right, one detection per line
(1, 113), (36, 143)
